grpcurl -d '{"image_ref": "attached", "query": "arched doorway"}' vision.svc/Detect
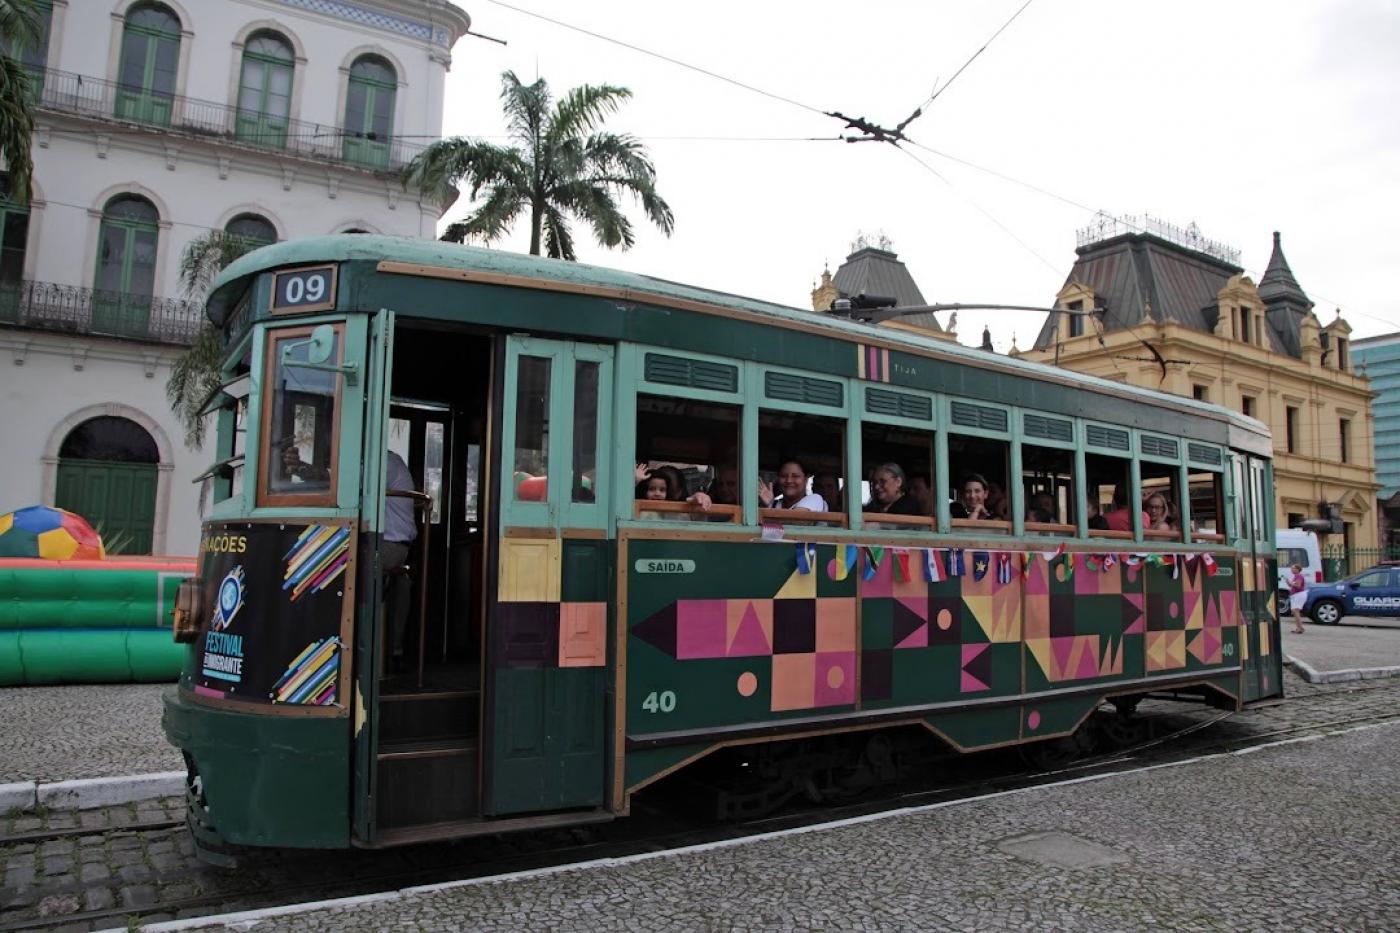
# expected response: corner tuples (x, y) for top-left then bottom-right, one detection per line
(54, 416), (159, 554)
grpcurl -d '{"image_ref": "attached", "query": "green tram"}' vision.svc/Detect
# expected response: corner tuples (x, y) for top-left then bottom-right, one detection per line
(163, 235), (1282, 860)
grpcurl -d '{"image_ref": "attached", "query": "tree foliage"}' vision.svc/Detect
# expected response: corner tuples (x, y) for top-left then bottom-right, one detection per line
(403, 70), (673, 260)
(165, 232), (262, 449)
(0, 0), (40, 201)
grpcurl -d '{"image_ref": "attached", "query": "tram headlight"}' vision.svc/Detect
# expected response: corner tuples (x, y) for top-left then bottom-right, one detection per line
(172, 579), (203, 643)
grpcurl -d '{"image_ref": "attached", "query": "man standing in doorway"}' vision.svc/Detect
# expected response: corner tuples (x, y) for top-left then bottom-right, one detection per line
(384, 450), (418, 672)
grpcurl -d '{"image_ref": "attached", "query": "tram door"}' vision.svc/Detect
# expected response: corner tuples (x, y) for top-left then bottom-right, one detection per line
(485, 336), (613, 816)
(1234, 452), (1282, 702)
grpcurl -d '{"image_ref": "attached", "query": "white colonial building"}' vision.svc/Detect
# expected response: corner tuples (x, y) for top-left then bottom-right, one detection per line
(0, 0), (471, 554)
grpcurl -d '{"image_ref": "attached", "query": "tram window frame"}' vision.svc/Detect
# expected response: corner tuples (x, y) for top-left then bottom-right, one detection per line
(207, 337), (253, 509)
(1139, 460), (1185, 543)
(860, 420), (936, 532)
(1085, 452), (1136, 540)
(256, 322), (345, 509)
(633, 393), (742, 523)
(1020, 442), (1077, 537)
(1187, 469), (1225, 541)
(757, 408), (847, 527)
(509, 353), (552, 505)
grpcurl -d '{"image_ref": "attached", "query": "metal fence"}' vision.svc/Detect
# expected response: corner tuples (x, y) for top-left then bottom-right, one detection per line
(0, 280), (204, 346)
(33, 67), (427, 173)
(1320, 545), (1400, 581)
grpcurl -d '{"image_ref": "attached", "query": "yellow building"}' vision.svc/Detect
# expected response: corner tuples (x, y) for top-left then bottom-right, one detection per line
(1020, 219), (1378, 550)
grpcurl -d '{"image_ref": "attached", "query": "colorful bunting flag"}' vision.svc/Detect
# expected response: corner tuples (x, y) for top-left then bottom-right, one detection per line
(972, 551), (989, 581)
(924, 548), (945, 582)
(862, 545), (885, 581)
(996, 552), (1013, 584)
(795, 542), (817, 575)
(893, 548), (911, 582)
(1201, 552), (1218, 576)
(946, 548), (965, 578)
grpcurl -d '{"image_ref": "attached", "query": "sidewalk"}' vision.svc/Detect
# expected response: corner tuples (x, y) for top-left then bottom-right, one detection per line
(139, 716), (1400, 931)
(0, 683), (182, 811)
(1281, 616), (1400, 683)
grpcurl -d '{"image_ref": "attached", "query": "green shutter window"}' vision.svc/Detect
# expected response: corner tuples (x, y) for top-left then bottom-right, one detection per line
(1188, 442), (1223, 466)
(92, 195), (159, 339)
(224, 212), (277, 248)
(343, 56), (396, 168)
(643, 353), (739, 393)
(764, 371), (843, 407)
(0, 175), (29, 323)
(865, 387), (933, 422)
(1023, 412), (1073, 442)
(1086, 423), (1130, 451)
(949, 400), (1008, 432)
(236, 32), (294, 149)
(8, 0), (52, 96)
(1139, 434), (1179, 459)
(115, 3), (180, 127)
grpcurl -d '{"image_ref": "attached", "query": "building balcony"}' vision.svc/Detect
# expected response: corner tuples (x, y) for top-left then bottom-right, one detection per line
(32, 67), (426, 174)
(0, 279), (204, 346)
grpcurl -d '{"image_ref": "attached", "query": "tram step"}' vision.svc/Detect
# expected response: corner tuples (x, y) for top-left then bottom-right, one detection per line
(377, 689), (479, 745)
(376, 739), (479, 828)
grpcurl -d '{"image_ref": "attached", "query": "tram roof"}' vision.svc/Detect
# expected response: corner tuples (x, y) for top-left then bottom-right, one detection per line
(209, 235), (1272, 452)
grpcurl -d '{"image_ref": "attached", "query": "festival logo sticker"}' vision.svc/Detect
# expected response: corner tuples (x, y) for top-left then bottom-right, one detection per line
(271, 636), (340, 705)
(211, 565), (246, 632)
(282, 524), (351, 602)
(201, 564), (247, 686)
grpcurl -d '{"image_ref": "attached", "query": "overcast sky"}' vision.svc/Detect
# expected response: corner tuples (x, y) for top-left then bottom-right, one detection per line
(435, 0), (1400, 352)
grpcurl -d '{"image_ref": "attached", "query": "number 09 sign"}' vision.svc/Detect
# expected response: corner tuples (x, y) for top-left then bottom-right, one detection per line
(271, 265), (338, 314)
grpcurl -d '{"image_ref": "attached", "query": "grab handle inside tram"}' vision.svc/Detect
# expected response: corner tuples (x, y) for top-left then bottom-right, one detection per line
(386, 489), (432, 688)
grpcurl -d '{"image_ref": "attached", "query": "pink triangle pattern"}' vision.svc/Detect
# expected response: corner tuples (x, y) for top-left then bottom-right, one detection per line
(960, 643), (989, 692)
(895, 622), (929, 649)
(895, 595), (929, 622)
(728, 601), (772, 657)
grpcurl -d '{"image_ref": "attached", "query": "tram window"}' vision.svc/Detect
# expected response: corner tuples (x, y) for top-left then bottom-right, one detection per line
(635, 394), (740, 519)
(1188, 471), (1224, 538)
(861, 422), (933, 523)
(1021, 444), (1075, 532)
(572, 361), (600, 503)
(1232, 458), (1249, 539)
(947, 435), (1010, 526)
(1086, 453), (1135, 536)
(424, 421), (445, 523)
(1140, 461), (1183, 540)
(263, 327), (340, 502)
(512, 356), (550, 502)
(759, 411), (845, 514)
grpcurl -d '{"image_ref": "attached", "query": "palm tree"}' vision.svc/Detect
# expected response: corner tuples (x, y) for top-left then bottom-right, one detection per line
(166, 231), (263, 448)
(403, 70), (673, 260)
(0, 0), (40, 201)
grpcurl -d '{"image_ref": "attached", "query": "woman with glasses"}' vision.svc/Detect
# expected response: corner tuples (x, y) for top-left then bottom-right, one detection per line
(1144, 492), (1176, 531)
(865, 462), (923, 515)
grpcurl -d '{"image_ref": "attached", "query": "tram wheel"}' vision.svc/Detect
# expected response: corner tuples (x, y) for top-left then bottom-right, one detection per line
(1019, 736), (1082, 771)
(1100, 712), (1150, 748)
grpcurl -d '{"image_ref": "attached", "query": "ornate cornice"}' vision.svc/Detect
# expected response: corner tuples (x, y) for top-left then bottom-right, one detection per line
(272, 0), (469, 48)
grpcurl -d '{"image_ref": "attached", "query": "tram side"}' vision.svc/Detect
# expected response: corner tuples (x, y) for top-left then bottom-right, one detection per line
(161, 236), (1280, 859)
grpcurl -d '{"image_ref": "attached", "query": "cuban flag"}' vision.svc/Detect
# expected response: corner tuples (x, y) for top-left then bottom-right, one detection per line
(996, 552), (1013, 584)
(947, 548), (966, 578)
(972, 551), (990, 581)
(924, 548), (945, 583)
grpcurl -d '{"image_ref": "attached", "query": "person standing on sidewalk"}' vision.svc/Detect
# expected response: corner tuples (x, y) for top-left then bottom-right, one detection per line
(1286, 562), (1308, 634)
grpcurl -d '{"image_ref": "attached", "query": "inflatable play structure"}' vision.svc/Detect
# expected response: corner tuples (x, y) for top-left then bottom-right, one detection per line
(0, 506), (194, 686)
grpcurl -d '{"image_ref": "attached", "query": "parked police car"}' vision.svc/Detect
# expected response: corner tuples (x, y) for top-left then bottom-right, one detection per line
(1303, 565), (1400, 624)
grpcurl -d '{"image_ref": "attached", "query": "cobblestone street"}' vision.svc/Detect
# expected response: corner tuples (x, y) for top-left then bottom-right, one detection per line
(2, 671), (1397, 931)
(0, 684), (178, 784)
(174, 715), (1400, 932)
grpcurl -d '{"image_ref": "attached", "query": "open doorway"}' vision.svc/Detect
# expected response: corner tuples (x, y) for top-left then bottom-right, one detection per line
(373, 322), (493, 833)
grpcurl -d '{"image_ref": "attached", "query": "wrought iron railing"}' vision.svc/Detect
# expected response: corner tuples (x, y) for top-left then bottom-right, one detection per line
(1320, 544), (1400, 581)
(0, 280), (204, 346)
(31, 67), (427, 173)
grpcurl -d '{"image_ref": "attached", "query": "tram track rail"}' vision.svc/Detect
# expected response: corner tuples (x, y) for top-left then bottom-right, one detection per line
(4, 686), (1396, 933)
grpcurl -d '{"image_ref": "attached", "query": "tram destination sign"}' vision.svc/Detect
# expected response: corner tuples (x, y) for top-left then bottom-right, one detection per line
(271, 264), (338, 314)
(192, 520), (352, 710)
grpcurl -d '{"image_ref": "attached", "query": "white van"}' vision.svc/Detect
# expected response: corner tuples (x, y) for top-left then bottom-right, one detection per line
(1276, 529), (1323, 593)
